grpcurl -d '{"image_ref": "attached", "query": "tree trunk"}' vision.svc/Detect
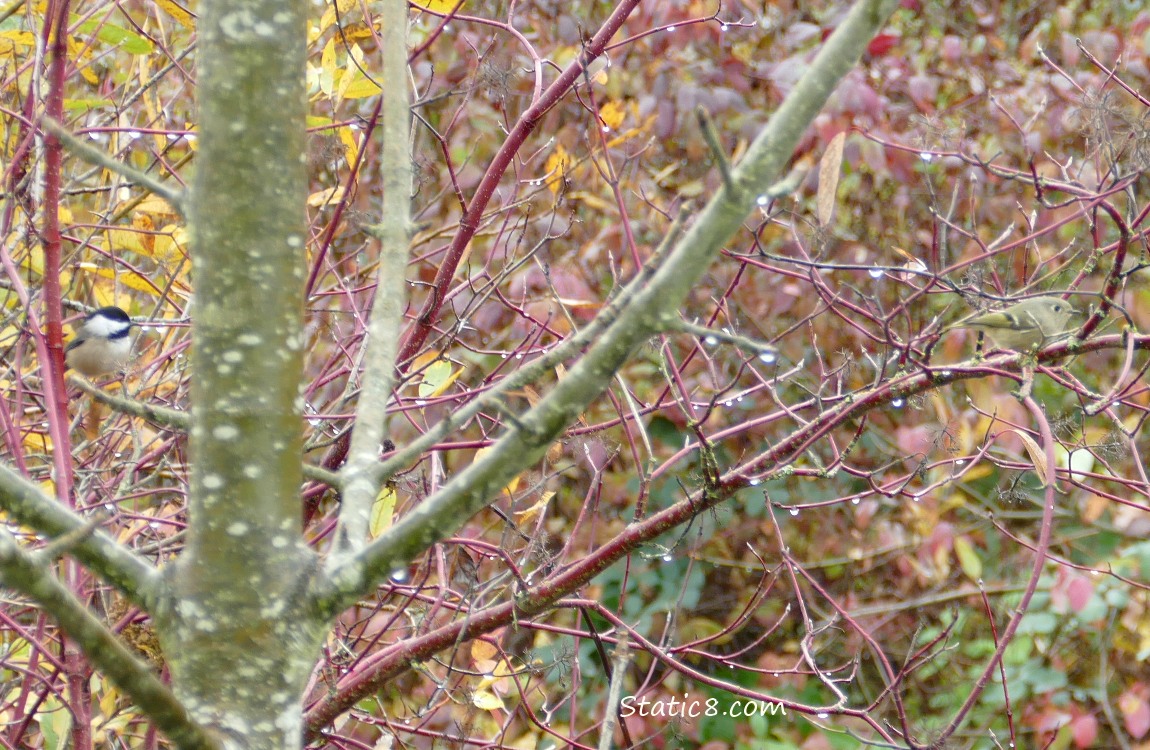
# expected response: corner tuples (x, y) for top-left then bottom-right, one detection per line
(159, 0), (322, 745)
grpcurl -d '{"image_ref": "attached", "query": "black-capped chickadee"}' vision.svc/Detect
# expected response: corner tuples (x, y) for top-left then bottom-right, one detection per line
(65, 306), (134, 377)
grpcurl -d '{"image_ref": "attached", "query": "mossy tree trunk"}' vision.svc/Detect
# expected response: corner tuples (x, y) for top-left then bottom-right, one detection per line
(155, 0), (324, 746)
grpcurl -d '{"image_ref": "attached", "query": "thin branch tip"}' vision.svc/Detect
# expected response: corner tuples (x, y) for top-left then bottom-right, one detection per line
(695, 105), (734, 192)
(40, 116), (185, 211)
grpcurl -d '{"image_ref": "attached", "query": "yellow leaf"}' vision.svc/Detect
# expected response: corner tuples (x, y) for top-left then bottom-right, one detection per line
(731, 41), (756, 65)
(65, 36), (98, 84)
(319, 37), (337, 97)
(338, 23), (377, 44)
(368, 486), (396, 539)
(954, 536), (982, 582)
(317, 5), (337, 34)
(152, 225), (189, 263)
(116, 273), (160, 295)
(412, 0), (465, 12)
(24, 430), (51, 453)
(98, 679), (119, 719)
(338, 127), (360, 167)
(931, 540), (950, 579)
(471, 640), (498, 663)
(340, 73), (382, 100)
(961, 462), (998, 480)
(91, 285), (118, 309)
(308, 186), (346, 207)
(133, 196), (180, 217)
(891, 246), (916, 263)
(1010, 429), (1050, 487)
(107, 227), (149, 255)
(550, 45), (579, 70)
(471, 688), (504, 711)
(410, 349), (441, 373)
(585, 56), (609, 85)
(513, 491), (553, 526)
(134, 211), (157, 255)
(0, 638), (30, 667)
(336, 43), (381, 101)
(473, 446), (521, 497)
(0, 31), (36, 55)
(816, 131), (846, 227)
(938, 492), (967, 514)
(566, 191), (612, 211)
(474, 658), (515, 692)
(544, 145), (572, 197)
(153, 0), (194, 29)
(678, 179), (705, 198)
(21, 241), (44, 275)
(34, 695), (71, 748)
(506, 731), (539, 750)
(78, 263), (161, 296)
(0, 324), (19, 347)
(604, 115), (654, 149)
(649, 161), (679, 185)
(598, 100), (626, 130)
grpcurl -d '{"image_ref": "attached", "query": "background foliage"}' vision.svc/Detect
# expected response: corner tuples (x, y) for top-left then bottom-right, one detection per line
(3, 0), (1150, 747)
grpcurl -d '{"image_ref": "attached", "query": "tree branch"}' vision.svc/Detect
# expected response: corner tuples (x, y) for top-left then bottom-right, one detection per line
(394, 0), (645, 363)
(40, 117), (185, 211)
(314, 0), (901, 615)
(69, 376), (340, 488)
(332, 0), (413, 557)
(0, 464), (162, 607)
(0, 529), (218, 750)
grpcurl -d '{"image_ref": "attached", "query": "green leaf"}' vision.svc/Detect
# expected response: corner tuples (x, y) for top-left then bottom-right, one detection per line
(418, 359), (459, 398)
(75, 18), (154, 54)
(34, 695), (71, 750)
(64, 97), (115, 112)
(368, 486), (396, 539)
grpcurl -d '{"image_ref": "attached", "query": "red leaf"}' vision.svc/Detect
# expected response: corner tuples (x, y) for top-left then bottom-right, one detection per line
(867, 33), (899, 56)
(1066, 575), (1093, 613)
(1119, 689), (1150, 739)
(1070, 712), (1098, 748)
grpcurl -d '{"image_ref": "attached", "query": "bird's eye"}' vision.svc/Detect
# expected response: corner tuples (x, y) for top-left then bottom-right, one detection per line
(1053, 304), (1062, 312)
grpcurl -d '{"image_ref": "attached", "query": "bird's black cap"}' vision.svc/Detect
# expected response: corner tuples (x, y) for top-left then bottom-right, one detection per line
(89, 306), (132, 323)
